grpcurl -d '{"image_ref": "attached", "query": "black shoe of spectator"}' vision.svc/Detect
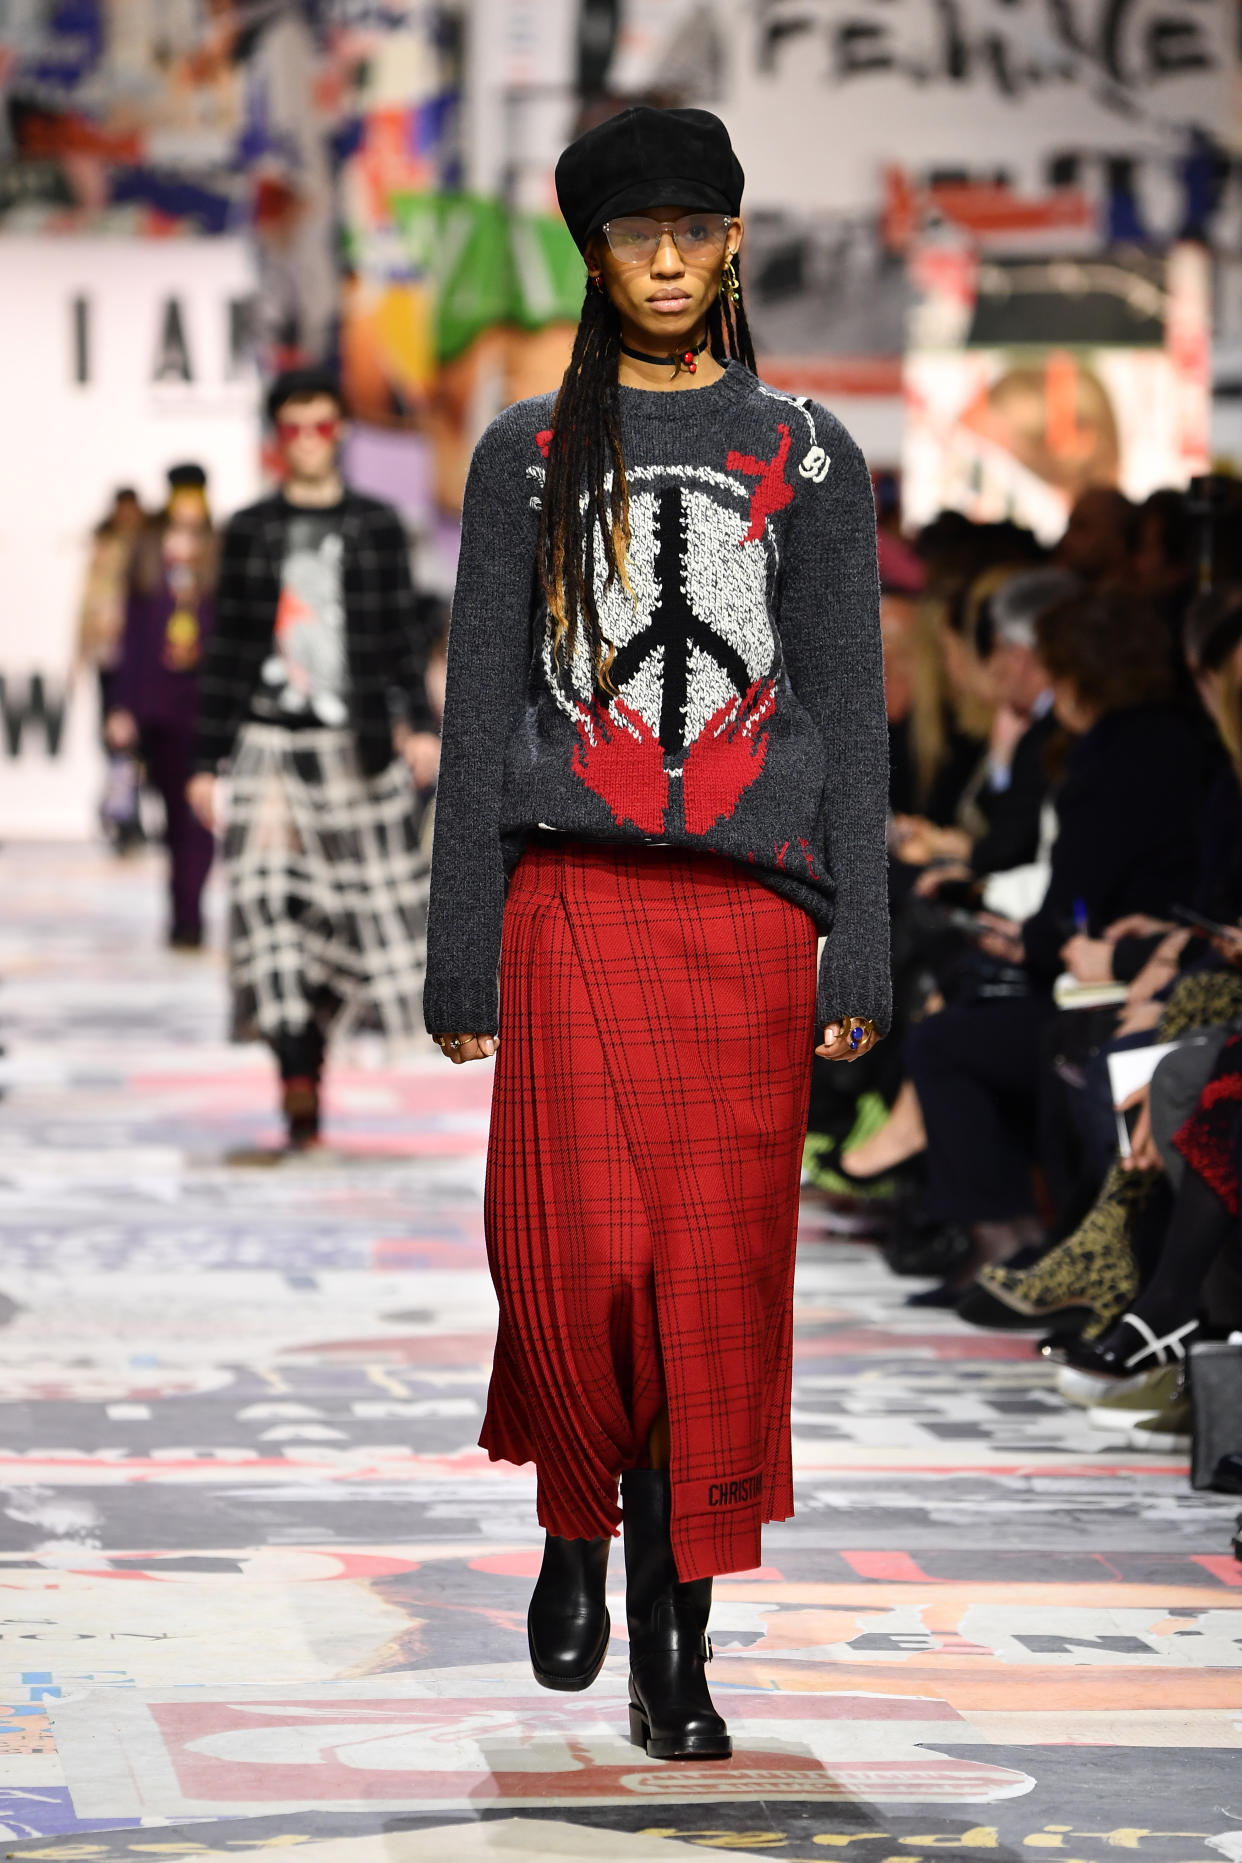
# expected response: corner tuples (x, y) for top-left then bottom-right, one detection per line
(1210, 1454), (1242, 1496)
(1036, 1327), (1090, 1363)
(1061, 1314), (1197, 1381)
(883, 1217), (972, 1280)
(169, 924), (203, 950)
(956, 1282), (1094, 1333)
(838, 1149), (927, 1196)
(906, 1280), (965, 1309)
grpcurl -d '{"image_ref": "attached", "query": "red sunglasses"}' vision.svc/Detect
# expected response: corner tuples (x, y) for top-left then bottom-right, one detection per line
(277, 417), (339, 443)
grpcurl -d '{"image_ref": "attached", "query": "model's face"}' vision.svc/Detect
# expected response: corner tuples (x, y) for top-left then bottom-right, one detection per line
(586, 204), (743, 351)
(276, 395), (342, 483)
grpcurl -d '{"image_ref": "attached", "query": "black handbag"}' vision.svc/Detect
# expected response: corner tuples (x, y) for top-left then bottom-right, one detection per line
(1188, 1339), (1242, 1491)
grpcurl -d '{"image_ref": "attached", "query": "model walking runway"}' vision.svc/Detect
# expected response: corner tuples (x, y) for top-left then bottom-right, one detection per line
(425, 105), (890, 1755)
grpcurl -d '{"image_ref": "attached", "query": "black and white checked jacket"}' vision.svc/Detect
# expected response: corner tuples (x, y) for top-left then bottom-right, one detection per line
(192, 491), (439, 778)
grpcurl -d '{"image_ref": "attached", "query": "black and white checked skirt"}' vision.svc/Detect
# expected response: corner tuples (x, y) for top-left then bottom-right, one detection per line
(224, 723), (428, 1043)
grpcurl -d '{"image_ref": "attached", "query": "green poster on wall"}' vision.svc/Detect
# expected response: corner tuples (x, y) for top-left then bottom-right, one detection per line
(389, 191), (584, 362)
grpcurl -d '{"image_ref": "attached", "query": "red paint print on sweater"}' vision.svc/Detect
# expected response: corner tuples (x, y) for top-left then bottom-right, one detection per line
(682, 680), (775, 834)
(535, 428), (554, 459)
(572, 699), (668, 834)
(726, 423), (794, 544)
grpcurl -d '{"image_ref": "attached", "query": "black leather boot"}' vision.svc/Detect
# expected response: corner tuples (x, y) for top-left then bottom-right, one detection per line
(527, 1533), (611, 1690)
(621, 1467), (731, 1760)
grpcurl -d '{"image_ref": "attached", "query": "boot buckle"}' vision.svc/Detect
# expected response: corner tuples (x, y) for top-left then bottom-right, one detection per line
(702, 1633), (713, 1663)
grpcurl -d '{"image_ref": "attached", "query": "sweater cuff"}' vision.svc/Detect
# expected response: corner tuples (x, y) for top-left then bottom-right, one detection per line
(816, 934), (893, 1039)
(422, 974), (499, 1038)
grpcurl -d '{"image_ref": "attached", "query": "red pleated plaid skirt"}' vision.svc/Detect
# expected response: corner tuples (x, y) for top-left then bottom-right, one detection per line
(480, 835), (817, 1582)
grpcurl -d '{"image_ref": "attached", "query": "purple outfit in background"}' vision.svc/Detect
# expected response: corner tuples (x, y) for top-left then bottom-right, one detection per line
(113, 580), (216, 939)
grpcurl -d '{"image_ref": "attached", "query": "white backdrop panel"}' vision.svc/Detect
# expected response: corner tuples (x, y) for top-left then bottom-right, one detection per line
(719, 0), (1237, 213)
(0, 237), (260, 838)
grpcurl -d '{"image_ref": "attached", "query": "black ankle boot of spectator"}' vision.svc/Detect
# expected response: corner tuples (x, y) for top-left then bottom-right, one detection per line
(1211, 1454), (1242, 1496)
(527, 1533), (611, 1690)
(621, 1468), (731, 1761)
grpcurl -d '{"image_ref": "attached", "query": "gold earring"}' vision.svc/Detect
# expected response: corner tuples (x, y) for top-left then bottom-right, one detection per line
(720, 255), (740, 306)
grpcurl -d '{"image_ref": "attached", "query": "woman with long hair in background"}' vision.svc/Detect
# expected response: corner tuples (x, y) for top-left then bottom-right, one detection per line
(424, 107), (890, 1758)
(107, 465), (218, 944)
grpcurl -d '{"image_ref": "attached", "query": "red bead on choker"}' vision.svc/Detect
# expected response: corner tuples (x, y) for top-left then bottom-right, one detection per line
(619, 336), (709, 376)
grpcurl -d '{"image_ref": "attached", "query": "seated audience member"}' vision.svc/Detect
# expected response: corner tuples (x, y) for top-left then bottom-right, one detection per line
(808, 529), (1015, 1181)
(890, 576), (993, 833)
(1134, 488), (1197, 609)
(1058, 585), (1242, 1003)
(900, 588), (1206, 1298)
(958, 586), (1242, 1346)
(1076, 1012), (1242, 1383)
(833, 569), (1077, 1200)
(1054, 486), (1138, 586)
(890, 517), (1043, 825)
(909, 567), (1078, 896)
(891, 563), (1007, 870)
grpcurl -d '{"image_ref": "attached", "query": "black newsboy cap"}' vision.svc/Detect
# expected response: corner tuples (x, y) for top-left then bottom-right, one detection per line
(555, 106), (744, 252)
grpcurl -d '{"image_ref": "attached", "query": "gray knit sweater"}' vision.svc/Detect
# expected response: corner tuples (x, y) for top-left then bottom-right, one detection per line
(424, 361), (890, 1038)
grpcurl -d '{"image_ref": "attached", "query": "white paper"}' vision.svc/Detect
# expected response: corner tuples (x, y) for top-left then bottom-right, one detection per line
(1107, 1041), (1181, 1157)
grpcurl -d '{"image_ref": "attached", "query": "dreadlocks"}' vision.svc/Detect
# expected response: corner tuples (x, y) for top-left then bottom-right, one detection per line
(537, 254), (758, 695)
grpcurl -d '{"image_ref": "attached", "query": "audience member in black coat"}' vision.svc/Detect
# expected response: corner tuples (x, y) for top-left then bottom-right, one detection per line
(968, 709), (1057, 882)
(905, 590), (1206, 1286)
(834, 570), (1073, 1182)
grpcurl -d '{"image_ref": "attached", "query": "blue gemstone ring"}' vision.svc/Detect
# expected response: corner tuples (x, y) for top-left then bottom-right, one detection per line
(849, 1025), (864, 1050)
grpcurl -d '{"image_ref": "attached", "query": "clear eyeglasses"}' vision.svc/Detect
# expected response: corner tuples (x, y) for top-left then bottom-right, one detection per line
(600, 213), (732, 265)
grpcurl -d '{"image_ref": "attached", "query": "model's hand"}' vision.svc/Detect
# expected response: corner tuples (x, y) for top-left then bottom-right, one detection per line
(186, 772), (218, 833)
(401, 730), (441, 789)
(435, 1033), (497, 1064)
(104, 709), (138, 751)
(816, 1017), (880, 1063)
(1060, 933), (1114, 984)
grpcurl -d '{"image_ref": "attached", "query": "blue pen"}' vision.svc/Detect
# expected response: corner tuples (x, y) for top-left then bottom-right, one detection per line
(1073, 898), (1089, 934)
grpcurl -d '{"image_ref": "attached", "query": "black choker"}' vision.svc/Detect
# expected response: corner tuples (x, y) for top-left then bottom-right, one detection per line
(620, 336), (709, 376)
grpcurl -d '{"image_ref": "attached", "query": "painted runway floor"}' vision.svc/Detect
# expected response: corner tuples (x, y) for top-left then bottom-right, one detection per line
(0, 843), (1240, 1861)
